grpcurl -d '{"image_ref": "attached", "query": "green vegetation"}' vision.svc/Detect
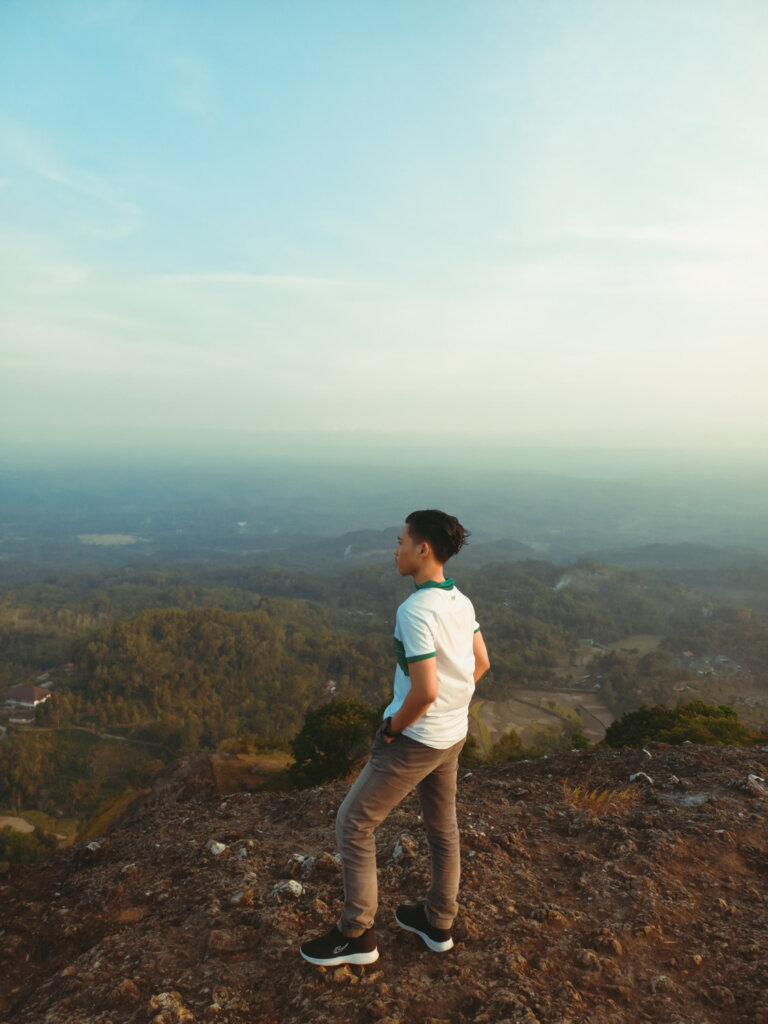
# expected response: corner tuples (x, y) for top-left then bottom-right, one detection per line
(604, 700), (768, 749)
(35, 602), (392, 751)
(289, 698), (380, 788)
(0, 826), (56, 872)
(1, 556), (767, 834)
(0, 728), (165, 818)
(486, 719), (589, 763)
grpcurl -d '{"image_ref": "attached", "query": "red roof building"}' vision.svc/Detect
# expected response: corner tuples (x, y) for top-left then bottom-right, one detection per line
(4, 684), (54, 708)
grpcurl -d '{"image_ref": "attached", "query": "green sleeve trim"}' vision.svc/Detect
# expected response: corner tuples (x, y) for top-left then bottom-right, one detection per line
(406, 651), (437, 664)
(474, 627), (480, 634)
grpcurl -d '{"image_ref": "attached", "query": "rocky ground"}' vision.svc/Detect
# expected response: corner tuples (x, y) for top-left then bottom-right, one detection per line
(2, 743), (767, 1024)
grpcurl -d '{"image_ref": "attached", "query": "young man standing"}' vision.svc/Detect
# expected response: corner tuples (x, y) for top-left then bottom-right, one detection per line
(300, 509), (490, 966)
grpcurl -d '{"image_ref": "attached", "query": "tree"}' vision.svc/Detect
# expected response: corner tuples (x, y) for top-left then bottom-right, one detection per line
(289, 698), (379, 788)
(490, 727), (525, 763)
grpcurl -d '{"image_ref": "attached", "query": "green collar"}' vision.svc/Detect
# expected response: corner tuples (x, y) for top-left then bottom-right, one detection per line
(415, 577), (455, 591)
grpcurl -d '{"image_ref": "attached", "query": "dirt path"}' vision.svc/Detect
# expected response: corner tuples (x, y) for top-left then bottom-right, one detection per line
(24, 726), (161, 748)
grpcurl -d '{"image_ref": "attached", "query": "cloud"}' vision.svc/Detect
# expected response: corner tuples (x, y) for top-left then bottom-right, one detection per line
(0, 114), (142, 238)
(562, 215), (767, 257)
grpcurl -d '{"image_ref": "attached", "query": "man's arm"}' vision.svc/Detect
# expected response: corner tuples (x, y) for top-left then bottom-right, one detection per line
(473, 630), (490, 683)
(388, 657), (438, 737)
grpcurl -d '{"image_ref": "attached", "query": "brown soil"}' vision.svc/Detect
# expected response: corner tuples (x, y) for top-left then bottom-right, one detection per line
(1, 743), (767, 1024)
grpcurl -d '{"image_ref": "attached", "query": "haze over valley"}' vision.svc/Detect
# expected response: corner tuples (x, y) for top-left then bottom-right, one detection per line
(2, 448), (766, 575)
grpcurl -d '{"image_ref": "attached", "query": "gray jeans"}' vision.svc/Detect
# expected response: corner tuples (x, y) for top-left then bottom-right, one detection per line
(335, 729), (465, 937)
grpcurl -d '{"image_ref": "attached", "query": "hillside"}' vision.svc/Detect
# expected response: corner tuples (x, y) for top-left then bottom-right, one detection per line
(2, 743), (767, 1024)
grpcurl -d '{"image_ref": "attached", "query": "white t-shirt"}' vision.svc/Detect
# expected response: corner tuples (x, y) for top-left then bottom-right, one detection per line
(383, 578), (479, 749)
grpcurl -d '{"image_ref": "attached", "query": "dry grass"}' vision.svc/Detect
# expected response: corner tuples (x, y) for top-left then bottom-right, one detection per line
(562, 778), (642, 818)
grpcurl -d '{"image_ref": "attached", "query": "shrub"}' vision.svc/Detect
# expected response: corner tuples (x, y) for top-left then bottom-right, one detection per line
(604, 700), (767, 749)
(289, 698), (379, 788)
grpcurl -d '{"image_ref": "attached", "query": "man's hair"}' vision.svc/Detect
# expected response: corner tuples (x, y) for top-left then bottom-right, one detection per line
(405, 509), (470, 565)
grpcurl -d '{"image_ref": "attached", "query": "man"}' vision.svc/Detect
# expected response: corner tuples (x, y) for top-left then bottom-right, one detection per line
(300, 509), (490, 966)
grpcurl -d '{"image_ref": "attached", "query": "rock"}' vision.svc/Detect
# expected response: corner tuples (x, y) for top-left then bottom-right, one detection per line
(75, 838), (111, 868)
(206, 926), (262, 954)
(271, 879), (304, 898)
(575, 949), (599, 970)
(605, 985), (633, 1004)
(229, 890), (254, 906)
(610, 839), (637, 859)
(650, 974), (675, 994)
(148, 990), (183, 1015)
(305, 851), (340, 878)
(709, 985), (736, 1006)
(392, 835), (418, 864)
(283, 853), (312, 876)
(206, 841), (227, 857)
(746, 774), (768, 798)
(154, 1011), (195, 1023)
(630, 772), (654, 785)
(112, 906), (147, 923)
(110, 979), (140, 1006)
(556, 981), (581, 1003)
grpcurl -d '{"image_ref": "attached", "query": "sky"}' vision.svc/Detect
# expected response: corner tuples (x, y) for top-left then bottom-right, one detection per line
(1, 0), (767, 458)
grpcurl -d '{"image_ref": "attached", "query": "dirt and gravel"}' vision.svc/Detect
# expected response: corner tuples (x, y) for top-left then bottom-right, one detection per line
(2, 742), (767, 1024)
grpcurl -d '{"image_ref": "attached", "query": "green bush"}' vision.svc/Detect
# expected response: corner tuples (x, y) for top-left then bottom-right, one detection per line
(0, 826), (56, 871)
(289, 698), (379, 788)
(604, 700), (768, 749)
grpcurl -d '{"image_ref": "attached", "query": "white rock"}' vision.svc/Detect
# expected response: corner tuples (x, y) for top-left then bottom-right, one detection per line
(629, 772), (654, 785)
(207, 841), (227, 856)
(746, 774), (768, 798)
(272, 879), (304, 898)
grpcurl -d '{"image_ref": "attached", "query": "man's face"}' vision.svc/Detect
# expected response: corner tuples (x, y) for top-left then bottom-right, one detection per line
(394, 524), (422, 577)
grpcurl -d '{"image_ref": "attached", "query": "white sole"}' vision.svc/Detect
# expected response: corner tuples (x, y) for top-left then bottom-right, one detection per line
(300, 948), (379, 966)
(395, 912), (454, 952)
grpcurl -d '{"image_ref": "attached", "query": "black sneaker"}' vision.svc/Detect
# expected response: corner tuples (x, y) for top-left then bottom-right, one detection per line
(300, 924), (379, 966)
(395, 903), (454, 952)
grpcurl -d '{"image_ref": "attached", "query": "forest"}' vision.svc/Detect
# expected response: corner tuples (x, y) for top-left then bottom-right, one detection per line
(2, 556), (768, 848)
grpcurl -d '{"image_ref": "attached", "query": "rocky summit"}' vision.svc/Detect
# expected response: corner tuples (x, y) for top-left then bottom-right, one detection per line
(2, 744), (767, 1024)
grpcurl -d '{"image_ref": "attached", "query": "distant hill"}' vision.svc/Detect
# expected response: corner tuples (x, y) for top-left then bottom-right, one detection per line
(2, 743), (767, 1023)
(584, 542), (768, 572)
